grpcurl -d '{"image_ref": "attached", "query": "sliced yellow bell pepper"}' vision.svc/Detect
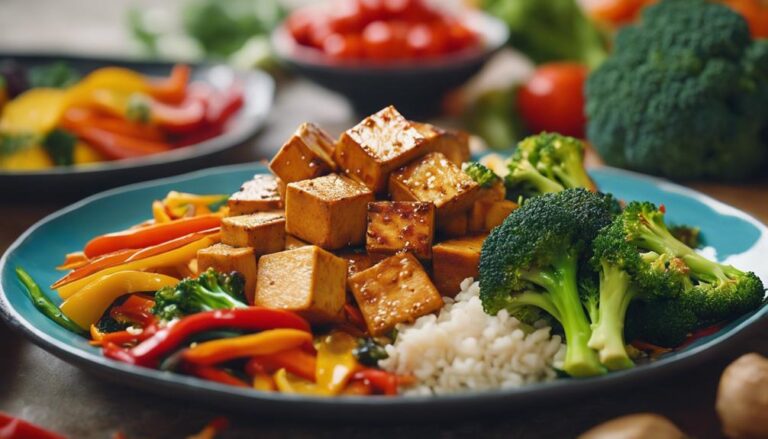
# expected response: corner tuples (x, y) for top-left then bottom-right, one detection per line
(73, 141), (105, 165)
(183, 329), (312, 366)
(163, 191), (229, 217)
(0, 145), (53, 170)
(252, 373), (276, 392)
(274, 368), (329, 395)
(67, 67), (149, 107)
(152, 200), (172, 223)
(0, 88), (68, 133)
(56, 236), (215, 299)
(316, 331), (359, 395)
(59, 271), (178, 329)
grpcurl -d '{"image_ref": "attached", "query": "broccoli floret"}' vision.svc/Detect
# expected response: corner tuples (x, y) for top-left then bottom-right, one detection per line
(505, 133), (596, 200)
(613, 202), (765, 346)
(480, 189), (616, 377)
(152, 268), (247, 321)
(586, 0), (768, 180)
(586, 218), (689, 370)
(43, 129), (76, 166)
(464, 162), (501, 188)
(669, 224), (702, 249)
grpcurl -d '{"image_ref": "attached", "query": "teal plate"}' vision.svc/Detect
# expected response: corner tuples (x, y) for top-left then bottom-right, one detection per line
(1, 164), (766, 420)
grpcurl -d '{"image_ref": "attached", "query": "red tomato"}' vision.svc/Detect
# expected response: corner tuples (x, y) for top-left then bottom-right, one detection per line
(444, 19), (478, 52)
(357, 0), (386, 22)
(328, 0), (366, 34)
(407, 23), (443, 57)
(363, 21), (404, 59)
(323, 33), (365, 60)
(0, 412), (65, 439)
(517, 63), (589, 138)
(287, 10), (316, 46)
(308, 17), (334, 48)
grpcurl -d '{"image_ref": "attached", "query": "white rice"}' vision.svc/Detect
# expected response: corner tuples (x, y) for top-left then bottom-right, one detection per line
(379, 278), (565, 395)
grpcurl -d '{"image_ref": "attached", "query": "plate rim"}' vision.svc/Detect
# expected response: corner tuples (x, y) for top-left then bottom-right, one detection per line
(1, 163), (766, 413)
(0, 54), (275, 178)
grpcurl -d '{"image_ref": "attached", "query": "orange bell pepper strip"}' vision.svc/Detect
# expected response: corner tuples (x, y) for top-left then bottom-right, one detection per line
(246, 348), (318, 382)
(83, 214), (222, 258)
(70, 126), (171, 160)
(61, 107), (166, 142)
(52, 228), (219, 290)
(53, 248), (138, 289)
(183, 329), (313, 366)
(187, 365), (248, 388)
(56, 251), (89, 271)
(55, 234), (217, 299)
(148, 64), (190, 104)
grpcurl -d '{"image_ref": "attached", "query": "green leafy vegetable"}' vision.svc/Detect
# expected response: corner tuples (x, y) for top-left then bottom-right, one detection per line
(43, 129), (77, 166)
(484, 0), (607, 68)
(0, 132), (38, 158)
(27, 62), (80, 89)
(16, 267), (86, 335)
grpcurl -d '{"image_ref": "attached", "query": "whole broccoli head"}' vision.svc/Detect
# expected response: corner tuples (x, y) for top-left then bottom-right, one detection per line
(586, 0), (768, 180)
(505, 133), (596, 200)
(611, 201), (765, 347)
(152, 268), (247, 321)
(480, 189), (617, 377)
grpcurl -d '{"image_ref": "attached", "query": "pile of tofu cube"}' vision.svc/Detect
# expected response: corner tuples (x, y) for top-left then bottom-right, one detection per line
(197, 106), (516, 337)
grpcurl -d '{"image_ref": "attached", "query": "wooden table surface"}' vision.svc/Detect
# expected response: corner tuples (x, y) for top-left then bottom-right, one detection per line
(1, 81), (767, 439)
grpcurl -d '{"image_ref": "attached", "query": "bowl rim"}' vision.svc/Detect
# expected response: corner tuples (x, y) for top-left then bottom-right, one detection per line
(0, 162), (766, 418)
(271, 9), (510, 72)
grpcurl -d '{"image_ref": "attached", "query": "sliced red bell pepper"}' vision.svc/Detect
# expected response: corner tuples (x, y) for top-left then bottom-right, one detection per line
(351, 369), (399, 396)
(103, 308), (310, 368)
(149, 95), (206, 135)
(246, 348), (318, 382)
(109, 294), (156, 327)
(0, 412), (65, 439)
(83, 214), (222, 258)
(148, 64), (190, 105)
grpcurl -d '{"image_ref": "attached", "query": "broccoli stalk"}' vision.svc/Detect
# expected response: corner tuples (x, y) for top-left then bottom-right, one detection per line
(480, 189), (618, 377)
(505, 133), (595, 200)
(587, 261), (636, 370)
(152, 268), (247, 321)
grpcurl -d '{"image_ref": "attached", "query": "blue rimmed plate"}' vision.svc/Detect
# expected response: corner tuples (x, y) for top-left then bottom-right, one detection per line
(0, 163), (766, 419)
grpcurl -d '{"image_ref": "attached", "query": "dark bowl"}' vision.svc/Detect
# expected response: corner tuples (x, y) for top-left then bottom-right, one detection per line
(271, 11), (509, 118)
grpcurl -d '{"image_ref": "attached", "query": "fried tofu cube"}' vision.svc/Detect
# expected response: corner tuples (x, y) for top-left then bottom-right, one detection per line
(227, 174), (283, 216)
(285, 174), (374, 249)
(437, 212), (468, 239)
(348, 253), (443, 336)
(335, 106), (429, 193)
(389, 152), (480, 220)
(221, 212), (285, 255)
(269, 122), (337, 184)
(432, 234), (487, 296)
(197, 243), (258, 304)
(412, 122), (470, 165)
(336, 249), (375, 277)
(254, 246), (347, 323)
(476, 179), (506, 203)
(285, 234), (310, 250)
(365, 201), (435, 260)
(468, 200), (518, 233)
